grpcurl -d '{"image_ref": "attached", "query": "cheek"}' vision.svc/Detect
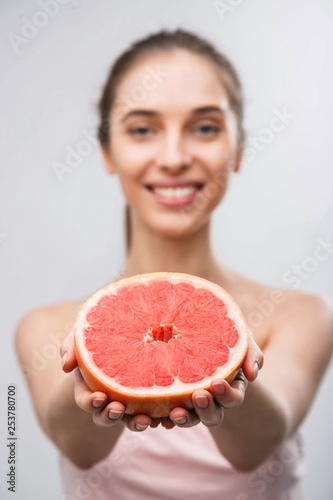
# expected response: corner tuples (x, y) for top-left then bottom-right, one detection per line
(113, 138), (155, 176)
(204, 172), (231, 208)
(196, 139), (235, 180)
(201, 146), (234, 206)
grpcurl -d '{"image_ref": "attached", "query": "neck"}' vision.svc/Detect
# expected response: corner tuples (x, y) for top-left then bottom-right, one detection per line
(119, 213), (225, 283)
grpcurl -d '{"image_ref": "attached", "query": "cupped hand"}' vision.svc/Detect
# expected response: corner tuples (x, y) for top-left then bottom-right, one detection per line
(60, 328), (263, 432)
(60, 329), (164, 432)
(165, 330), (264, 430)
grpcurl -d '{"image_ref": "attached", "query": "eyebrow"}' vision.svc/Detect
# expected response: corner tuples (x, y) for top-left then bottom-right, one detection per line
(120, 106), (225, 123)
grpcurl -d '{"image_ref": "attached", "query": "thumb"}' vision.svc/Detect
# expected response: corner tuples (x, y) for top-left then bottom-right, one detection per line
(242, 330), (264, 382)
(60, 328), (78, 373)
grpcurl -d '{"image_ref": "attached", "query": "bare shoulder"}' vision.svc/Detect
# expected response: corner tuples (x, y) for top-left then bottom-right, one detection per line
(268, 288), (333, 337)
(228, 266), (332, 323)
(16, 300), (85, 330)
(260, 287), (333, 374)
(223, 268), (333, 351)
(250, 277), (333, 344)
(15, 299), (86, 355)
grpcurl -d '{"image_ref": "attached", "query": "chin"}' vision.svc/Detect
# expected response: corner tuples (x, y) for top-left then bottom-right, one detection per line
(148, 212), (209, 238)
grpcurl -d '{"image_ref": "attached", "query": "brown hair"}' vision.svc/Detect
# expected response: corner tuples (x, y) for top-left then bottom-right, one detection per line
(97, 28), (245, 254)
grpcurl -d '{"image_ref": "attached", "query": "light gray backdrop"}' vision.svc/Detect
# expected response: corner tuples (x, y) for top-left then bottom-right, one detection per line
(1, 1), (332, 499)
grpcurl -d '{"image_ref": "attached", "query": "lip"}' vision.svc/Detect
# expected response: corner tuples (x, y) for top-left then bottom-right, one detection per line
(145, 182), (204, 207)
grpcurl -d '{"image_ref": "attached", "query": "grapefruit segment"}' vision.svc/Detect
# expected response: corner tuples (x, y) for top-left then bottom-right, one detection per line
(74, 272), (249, 417)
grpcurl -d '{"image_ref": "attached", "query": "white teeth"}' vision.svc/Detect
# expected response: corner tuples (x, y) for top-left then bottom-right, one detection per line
(152, 186), (198, 198)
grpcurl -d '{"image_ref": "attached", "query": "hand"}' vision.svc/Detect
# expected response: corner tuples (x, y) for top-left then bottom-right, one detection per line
(60, 329), (263, 432)
(60, 329), (164, 432)
(164, 330), (264, 430)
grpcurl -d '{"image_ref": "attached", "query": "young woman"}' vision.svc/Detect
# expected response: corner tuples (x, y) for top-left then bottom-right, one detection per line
(15, 30), (333, 499)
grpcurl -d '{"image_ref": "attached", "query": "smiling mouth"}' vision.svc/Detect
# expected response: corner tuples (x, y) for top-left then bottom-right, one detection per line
(146, 184), (204, 198)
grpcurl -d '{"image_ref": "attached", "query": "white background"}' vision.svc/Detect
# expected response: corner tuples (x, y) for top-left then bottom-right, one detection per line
(1, 0), (332, 499)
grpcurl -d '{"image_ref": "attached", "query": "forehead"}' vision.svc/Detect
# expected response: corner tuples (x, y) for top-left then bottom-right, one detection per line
(113, 48), (231, 115)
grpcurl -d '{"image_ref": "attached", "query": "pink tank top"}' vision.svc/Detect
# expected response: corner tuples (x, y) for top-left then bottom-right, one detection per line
(59, 423), (305, 499)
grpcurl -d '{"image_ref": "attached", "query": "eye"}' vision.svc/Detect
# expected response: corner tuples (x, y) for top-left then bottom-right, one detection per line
(195, 124), (220, 135)
(128, 126), (153, 136)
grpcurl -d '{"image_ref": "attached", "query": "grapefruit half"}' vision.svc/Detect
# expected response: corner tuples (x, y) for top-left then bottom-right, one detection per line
(74, 272), (249, 418)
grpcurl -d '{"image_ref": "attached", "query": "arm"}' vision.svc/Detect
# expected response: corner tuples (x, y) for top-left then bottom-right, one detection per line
(169, 292), (333, 471)
(211, 293), (333, 470)
(208, 375), (290, 471)
(14, 306), (156, 469)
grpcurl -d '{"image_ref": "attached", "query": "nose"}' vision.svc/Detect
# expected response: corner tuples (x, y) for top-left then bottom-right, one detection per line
(156, 130), (191, 173)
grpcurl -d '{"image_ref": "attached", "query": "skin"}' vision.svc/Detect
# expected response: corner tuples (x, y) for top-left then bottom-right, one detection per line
(15, 48), (333, 471)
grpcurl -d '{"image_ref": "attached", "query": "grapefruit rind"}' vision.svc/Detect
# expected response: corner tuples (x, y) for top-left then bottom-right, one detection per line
(74, 272), (249, 417)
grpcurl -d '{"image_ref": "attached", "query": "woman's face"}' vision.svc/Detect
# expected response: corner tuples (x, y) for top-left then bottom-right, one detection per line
(103, 48), (241, 237)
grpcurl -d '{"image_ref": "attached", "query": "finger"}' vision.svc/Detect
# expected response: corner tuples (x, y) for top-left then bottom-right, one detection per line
(169, 406), (200, 428)
(161, 417), (176, 430)
(150, 419), (161, 429)
(92, 401), (153, 431)
(190, 390), (223, 427)
(120, 413), (153, 432)
(92, 400), (126, 427)
(73, 367), (108, 412)
(242, 330), (264, 382)
(60, 328), (78, 373)
(210, 371), (248, 410)
(149, 417), (166, 429)
(231, 369), (249, 393)
(60, 327), (73, 358)
(74, 368), (153, 431)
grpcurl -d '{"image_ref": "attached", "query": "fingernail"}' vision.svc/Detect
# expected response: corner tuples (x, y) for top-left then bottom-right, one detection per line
(92, 398), (105, 408)
(253, 362), (259, 379)
(108, 409), (123, 420)
(212, 382), (225, 396)
(174, 416), (187, 425)
(195, 396), (209, 409)
(135, 423), (148, 431)
(61, 352), (67, 369)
